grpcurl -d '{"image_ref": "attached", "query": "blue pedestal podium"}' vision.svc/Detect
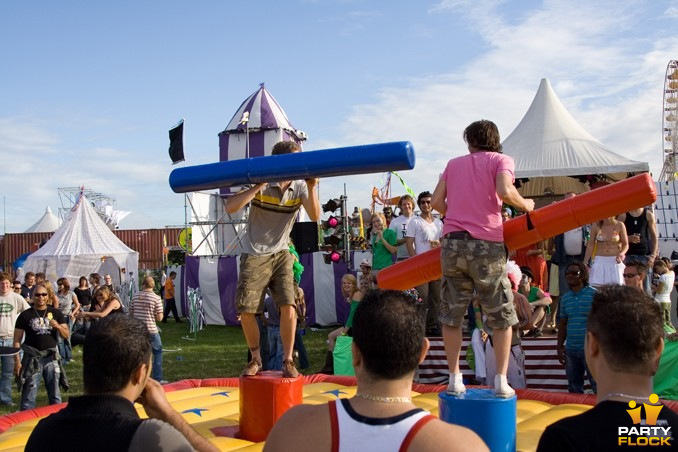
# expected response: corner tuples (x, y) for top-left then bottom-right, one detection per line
(439, 388), (517, 451)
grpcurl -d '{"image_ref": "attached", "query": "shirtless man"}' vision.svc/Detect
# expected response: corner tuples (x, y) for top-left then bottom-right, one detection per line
(265, 289), (487, 451)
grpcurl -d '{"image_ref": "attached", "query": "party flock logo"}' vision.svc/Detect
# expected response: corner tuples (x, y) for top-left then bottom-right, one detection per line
(618, 394), (673, 446)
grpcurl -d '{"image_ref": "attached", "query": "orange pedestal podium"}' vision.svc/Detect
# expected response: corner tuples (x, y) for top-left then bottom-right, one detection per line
(238, 371), (303, 442)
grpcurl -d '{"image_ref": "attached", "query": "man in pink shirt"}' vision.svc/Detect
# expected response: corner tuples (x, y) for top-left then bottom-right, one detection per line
(432, 120), (535, 397)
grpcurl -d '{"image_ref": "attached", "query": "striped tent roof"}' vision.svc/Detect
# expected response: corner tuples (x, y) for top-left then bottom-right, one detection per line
(221, 83), (307, 141)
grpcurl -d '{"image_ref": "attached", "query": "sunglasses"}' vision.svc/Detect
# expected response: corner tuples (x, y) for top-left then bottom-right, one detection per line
(34, 293), (49, 297)
(419, 200), (432, 205)
(623, 273), (639, 278)
(565, 271), (581, 276)
(13, 287), (21, 291)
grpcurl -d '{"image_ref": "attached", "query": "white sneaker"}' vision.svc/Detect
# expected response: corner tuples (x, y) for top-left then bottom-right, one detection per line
(446, 373), (466, 395)
(494, 374), (515, 398)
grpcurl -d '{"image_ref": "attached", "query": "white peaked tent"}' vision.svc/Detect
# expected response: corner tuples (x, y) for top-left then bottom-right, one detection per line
(22, 194), (138, 292)
(25, 206), (62, 233)
(503, 78), (649, 197)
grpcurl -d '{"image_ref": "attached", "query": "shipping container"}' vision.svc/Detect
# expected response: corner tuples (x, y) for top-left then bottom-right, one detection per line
(1, 228), (184, 273)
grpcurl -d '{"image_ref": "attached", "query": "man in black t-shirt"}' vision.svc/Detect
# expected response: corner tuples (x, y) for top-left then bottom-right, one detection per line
(618, 208), (658, 295)
(19, 272), (36, 301)
(538, 285), (678, 451)
(13, 283), (69, 410)
(25, 315), (217, 452)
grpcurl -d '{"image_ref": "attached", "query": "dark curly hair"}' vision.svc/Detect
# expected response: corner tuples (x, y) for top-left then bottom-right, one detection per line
(417, 191), (432, 206)
(463, 120), (502, 153)
(565, 261), (589, 286)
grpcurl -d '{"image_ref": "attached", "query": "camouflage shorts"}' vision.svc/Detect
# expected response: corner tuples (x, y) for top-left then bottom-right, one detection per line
(235, 250), (296, 314)
(439, 233), (517, 330)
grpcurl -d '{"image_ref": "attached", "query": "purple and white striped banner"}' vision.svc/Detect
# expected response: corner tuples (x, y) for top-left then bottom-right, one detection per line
(182, 251), (371, 326)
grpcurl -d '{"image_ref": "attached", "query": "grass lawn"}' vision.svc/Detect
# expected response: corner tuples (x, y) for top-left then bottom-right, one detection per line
(0, 322), (334, 417)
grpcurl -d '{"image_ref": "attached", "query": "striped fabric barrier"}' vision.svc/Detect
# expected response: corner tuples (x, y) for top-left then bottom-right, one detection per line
(182, 251), (373, 327)
(417, 337), (592, 392)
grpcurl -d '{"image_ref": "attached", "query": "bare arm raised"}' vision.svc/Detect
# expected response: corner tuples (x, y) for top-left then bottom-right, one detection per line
(302, 178), (321, 222)
(225, 183), (268, 214)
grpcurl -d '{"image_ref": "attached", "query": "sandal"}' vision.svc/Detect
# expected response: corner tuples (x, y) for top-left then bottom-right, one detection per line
(282, 359), (300, 378)
(241, 358), (262, 376)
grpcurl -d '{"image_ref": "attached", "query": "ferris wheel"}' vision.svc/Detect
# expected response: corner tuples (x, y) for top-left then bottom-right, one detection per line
(660, 60), (678, 181)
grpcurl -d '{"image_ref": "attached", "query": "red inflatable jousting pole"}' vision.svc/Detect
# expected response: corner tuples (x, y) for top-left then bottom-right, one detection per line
(377, 173), (656, 291)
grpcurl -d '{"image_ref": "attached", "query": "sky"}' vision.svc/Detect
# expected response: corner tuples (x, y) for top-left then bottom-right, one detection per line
(2, 0), (678, 234)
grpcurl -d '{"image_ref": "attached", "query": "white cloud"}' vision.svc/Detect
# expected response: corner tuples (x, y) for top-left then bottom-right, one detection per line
(3, 0), (677, 233)
(0, 118), (184, 231)
(315, 0), (678, 211)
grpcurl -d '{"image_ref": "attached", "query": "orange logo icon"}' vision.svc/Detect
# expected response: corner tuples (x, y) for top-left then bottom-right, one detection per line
(626, 394), (664, 425)
(619, 394), (673, 447)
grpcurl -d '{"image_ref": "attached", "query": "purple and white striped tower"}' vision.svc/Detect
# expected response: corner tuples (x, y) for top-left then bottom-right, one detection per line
(218, 83), (307, 196)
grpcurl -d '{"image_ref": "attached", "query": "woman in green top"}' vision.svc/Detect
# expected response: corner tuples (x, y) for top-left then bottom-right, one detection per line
(370, 212), (397, 273)
(318, 274), (363, 374)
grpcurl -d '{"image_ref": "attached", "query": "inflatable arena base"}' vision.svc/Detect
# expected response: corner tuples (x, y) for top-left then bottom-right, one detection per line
(1, 375), (676, 452)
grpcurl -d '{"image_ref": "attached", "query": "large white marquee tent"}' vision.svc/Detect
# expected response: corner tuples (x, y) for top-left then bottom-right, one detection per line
(22, 193), (139, 300)
(503, 78), (649, 197)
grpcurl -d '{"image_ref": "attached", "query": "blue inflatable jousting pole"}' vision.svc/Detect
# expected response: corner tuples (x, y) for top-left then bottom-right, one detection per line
(169, 141), (416, 193)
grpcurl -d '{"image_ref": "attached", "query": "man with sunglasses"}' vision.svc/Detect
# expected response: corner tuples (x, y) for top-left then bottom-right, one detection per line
(406, 191), (444, 336)
(13, 283), (69, 410)
(0, 273), (30, 406)
(622, 260), (648, 292)
(557, 262), (597, 393)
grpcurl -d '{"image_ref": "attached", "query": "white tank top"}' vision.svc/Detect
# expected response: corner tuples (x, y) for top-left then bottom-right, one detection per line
(329, 398), (433, 452)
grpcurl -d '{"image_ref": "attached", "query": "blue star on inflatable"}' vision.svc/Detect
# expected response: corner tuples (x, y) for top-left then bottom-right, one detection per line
(182, 408), (209, 417)
(211, 391), (231, 397)
(323, 389), (348, 398)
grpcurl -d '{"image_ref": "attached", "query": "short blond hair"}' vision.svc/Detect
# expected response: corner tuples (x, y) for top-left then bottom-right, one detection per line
(142, 276), (155, 289)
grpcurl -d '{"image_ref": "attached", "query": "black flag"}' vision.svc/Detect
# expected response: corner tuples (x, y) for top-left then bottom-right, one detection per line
(168, 119), (185, 164)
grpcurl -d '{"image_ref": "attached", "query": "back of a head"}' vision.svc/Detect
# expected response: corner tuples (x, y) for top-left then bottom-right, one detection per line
(352, 290), (426, 380)
(587, 285), (663, 375)
(83, 315), (151, 394)
(142, 275), (155, 290)
(271, 141), (300, 155)
(463, 119), (502, 153)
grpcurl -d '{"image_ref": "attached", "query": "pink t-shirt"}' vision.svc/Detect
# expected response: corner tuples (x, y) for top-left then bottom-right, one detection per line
(441, 151), (515, 242)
